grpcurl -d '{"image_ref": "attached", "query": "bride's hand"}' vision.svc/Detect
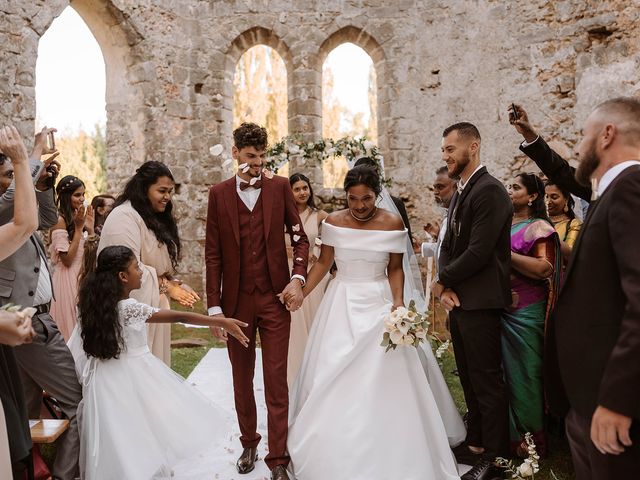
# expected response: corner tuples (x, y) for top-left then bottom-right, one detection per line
(391, 303), (404, 312)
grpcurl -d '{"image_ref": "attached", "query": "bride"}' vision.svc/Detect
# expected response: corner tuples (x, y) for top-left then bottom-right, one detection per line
(286, 165), (461, 480)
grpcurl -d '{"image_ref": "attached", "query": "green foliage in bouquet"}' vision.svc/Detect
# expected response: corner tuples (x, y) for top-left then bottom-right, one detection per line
(380, 300), (431, 352)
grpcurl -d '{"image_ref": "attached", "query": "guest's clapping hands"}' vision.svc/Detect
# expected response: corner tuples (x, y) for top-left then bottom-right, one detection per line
(84, 205), (95, 235)
(167, 281), (201, 308)
(508, 104), (538, 144)
(0, 126), (29, 165)
(440, 289), (461, 312)
(278, 279), (304, 312)
(0, 308), (36, 346)
(590, 406), (633, 455)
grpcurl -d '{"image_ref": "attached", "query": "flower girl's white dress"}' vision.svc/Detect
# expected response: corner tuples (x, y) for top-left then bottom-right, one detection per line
(74, 299), (223, 480)
(288, 223), (461, 480)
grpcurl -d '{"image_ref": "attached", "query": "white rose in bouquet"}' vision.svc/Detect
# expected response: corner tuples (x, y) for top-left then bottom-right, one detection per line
(389, 329), (404, 345)
(517, 460), (534, 477)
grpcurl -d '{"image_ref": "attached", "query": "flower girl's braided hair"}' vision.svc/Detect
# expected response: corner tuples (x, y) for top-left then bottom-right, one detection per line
(78, 245), (135, 360)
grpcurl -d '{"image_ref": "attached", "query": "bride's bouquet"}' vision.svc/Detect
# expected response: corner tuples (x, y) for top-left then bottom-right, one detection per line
(380, 300), (430, 352)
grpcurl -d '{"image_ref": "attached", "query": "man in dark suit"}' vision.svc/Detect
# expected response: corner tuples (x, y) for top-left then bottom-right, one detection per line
(431, 122), (513, 480)
(510, 100), (640, 479)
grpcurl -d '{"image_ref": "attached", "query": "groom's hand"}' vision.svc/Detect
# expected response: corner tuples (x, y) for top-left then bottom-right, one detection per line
(280, 279), (304, 312)
(209, 313), (228, 342)
(440, 289), (461, 311)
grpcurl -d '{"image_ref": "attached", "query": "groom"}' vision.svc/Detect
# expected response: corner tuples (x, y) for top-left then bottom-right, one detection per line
(205, 123), (309, 480)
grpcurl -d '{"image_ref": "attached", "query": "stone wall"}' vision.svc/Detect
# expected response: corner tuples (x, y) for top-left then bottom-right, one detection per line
(1, 0), (638, 288)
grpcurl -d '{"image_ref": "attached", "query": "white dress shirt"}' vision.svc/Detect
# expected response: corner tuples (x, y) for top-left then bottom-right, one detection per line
(33, 256), (53, 306)
(597, 160), (640, 197)
(457, 164), (484, 193)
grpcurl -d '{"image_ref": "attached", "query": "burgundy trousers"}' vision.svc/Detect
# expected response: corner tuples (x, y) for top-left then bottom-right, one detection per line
(228, 289), (291, 469)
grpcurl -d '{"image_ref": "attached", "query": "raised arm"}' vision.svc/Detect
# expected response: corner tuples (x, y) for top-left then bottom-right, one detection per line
(0, 126), (38, 259)
(509, 104), (592, 201)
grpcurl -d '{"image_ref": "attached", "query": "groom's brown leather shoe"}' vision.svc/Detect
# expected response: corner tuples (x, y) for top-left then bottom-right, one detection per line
(236, 447), (258, 474)
(270, 465), (290, 480)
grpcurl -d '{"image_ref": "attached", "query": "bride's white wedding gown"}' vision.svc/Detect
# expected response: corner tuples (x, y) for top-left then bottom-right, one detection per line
(288, 223), (461, 480)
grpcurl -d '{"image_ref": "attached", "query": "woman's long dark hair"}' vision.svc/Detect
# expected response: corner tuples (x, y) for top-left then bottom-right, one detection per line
(55, 175), (85, 241)
(289, 173), (317, 210)
(545, 180), (576, 220)
(115, 161), (181, 269)
(78, 245), (135, 360)
(517, 172), (550, 223)
(91, 194), (116, 233)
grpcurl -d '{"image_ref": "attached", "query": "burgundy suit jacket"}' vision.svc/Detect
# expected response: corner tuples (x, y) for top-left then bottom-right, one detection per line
(205, 174), (310, 315)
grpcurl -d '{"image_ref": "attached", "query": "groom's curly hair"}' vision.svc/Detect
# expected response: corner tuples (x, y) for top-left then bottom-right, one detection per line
(233, 123), (268, 150)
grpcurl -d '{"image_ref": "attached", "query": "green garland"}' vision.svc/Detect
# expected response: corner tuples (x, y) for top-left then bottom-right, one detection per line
(265, 135), (391, 186)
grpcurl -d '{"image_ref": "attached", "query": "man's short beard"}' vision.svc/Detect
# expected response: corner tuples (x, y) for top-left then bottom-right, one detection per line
(450, 152), (470, 179)
(575, 139), (600, 187)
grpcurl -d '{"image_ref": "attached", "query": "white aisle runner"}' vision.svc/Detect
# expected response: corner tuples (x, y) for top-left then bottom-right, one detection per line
(172, 348), (470, 480)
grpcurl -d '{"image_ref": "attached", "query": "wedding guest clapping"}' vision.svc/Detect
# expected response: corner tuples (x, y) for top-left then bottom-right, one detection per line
(49, 176), (94, 341)
(285, 173), (329, 386)
(98, 161), (199, 366)
(0, 126), (82, 480)
(503, 172), (561, 457)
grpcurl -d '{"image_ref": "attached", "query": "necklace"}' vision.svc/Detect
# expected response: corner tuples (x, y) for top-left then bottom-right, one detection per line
(350, 207), (378, 222)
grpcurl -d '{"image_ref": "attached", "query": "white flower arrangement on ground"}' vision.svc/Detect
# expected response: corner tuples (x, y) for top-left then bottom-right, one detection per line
(380, 300), (431, 352)
(496, 432), (540, 479)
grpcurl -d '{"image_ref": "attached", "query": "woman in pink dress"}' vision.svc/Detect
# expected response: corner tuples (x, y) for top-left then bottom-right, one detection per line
(50, 175), (94, 341)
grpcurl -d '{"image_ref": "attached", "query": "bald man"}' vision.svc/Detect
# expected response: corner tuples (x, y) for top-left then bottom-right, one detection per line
(511, 99), (640, 480)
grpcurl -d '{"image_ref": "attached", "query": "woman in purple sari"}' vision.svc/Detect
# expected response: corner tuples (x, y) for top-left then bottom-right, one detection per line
(503, 173), (561, 457)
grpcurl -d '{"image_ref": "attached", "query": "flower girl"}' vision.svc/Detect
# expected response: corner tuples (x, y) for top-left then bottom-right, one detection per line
(75, 245), (249, 479)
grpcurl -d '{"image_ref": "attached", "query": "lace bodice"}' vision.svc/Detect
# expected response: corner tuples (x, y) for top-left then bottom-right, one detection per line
(321, 222), (407, 282)
(117, 298), (159, 352)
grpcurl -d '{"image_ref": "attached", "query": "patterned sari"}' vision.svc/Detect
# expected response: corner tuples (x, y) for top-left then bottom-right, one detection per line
(501, 219), (561, 457)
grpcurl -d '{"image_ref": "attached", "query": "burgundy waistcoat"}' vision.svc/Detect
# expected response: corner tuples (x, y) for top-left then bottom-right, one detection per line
(237, 193), (272, 294)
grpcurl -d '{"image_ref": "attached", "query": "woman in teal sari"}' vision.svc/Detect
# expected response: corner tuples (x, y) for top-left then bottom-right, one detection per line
(504, 172), (561, 457)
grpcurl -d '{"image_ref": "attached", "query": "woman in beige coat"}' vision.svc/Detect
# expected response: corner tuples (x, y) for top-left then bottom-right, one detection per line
(98, 161), (199, 365)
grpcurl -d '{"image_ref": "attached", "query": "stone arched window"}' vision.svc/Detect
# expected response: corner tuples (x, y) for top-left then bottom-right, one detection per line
(225, 27), (292, 176)
(36, 0), (144, 192)
(36, 6), (107, 198)
(319, 27), (386, 189)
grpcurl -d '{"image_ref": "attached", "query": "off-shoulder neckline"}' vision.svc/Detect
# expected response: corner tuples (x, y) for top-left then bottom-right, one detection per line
(322, 220), (407, 234)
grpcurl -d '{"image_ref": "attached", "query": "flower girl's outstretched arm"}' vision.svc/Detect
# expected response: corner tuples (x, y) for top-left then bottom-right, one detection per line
(148, 310), (249, 347)
(387, 252), (405, 311)
(301, 243), (334, 298)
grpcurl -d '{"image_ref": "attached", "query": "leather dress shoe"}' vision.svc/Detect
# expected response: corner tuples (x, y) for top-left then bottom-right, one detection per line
(461, 459), (502, 480)
(236, 447), (258, 474)
(270, 465), (290, 480)
(452, 442), (482, 465)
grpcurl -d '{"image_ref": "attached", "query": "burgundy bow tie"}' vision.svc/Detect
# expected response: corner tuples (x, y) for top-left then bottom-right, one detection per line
(239, 180), (262, 191)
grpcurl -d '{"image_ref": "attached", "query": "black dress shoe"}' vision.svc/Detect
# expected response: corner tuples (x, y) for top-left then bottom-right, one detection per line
(452, 442), (482, 465)
(270, 465), (290, 480)
(461, 459), (502, 480)
(236, 447), (258, 474)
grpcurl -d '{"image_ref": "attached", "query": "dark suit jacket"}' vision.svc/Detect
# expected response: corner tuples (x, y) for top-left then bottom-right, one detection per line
(205, 174), (309, 315)
(391, 195), (413, 240)
(522, 138), (640, 420)
(438, 167), (513, 310)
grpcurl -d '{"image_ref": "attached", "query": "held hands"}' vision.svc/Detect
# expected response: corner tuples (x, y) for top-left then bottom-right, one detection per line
(278, 279), (304, 312)
(508, 104), (538, 144)
(166, 281), (201, 308)
(0, 126), (29, 165)
(0, 309), (36, 346)
(590, 406), (633, 455)
(215, 317), (250, 347)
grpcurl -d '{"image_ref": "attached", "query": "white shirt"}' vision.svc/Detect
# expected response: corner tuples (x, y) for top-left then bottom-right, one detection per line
(236, 175), (262, 211)
(421, 213), (448, 264)
(33, 256), (52, 306)
(457, 164), (484, 193)
(208, 175), (305, 316)
(597, 160), (640, 197)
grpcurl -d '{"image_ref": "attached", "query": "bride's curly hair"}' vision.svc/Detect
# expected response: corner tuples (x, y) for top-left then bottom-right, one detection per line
(78, 245), (136, 360)
(114, 161), (181, 270)
(344, 165), (382, 196)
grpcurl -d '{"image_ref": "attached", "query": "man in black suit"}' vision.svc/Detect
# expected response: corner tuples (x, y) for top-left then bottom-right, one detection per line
(510, 100), (640, 479)
(431, 122), (512, 480)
